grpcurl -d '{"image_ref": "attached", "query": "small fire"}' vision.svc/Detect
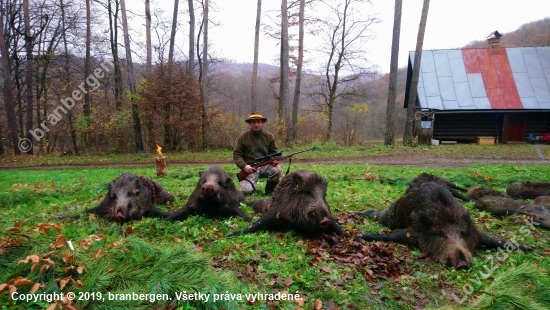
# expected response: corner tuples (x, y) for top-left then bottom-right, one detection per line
(156, 143), (163, 157)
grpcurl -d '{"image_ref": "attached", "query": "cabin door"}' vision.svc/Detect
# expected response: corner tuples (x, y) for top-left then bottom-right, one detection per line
(502, 114), (525, 142)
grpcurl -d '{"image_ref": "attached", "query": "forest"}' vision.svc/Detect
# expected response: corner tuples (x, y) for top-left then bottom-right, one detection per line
(0, 0), (549, 155)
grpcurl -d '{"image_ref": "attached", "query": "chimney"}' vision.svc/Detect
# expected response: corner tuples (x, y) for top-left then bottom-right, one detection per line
(486, 30), (502, 51)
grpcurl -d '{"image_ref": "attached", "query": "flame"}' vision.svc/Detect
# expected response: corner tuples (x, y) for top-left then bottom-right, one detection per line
(156, 143), (163, 156)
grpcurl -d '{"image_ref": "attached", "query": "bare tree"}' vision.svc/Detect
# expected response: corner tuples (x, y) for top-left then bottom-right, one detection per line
(251, 0), (261, 112)
(187, 0), (195, 77)
(0, 0), (20, 155)
(168, 0), (178, 64)
(107, 0), (123, 110)
(307, 0), (380, 141)
(60, 0), (80, 155)
(200, 0), (209, 148)
(84, 0), (91, 126)
(279, 0), (290, 142)
(120, 0), (144, 152)
(288, 0), (305, 144)
(23, 0), (33, 154)
(403, 0), (430, 146)
(384, 0), (402, 146)
(145, 0), (152, 73)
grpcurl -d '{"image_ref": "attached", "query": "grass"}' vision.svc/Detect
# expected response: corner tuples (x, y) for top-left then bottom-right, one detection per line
(1, 143), (550, 309)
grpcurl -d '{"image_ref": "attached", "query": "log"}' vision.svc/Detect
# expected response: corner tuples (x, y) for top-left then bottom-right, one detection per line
(156, 156), (167, 177)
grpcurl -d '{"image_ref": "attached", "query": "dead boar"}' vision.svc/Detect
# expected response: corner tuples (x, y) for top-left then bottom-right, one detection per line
(228, 170), (348, 237)
(357, 182), (531, 269)
(475, 196), (550, 230)
(164, 166), (251, 221)
(506, 181), (550, 199)
(408, 172), (472, 202)
(466, 186), (508, 201)
(533, 196), (550, 208)
(84, 172), (173, 222)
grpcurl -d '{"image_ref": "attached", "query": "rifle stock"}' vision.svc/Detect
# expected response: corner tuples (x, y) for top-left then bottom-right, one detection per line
(236, 147), (316, 181)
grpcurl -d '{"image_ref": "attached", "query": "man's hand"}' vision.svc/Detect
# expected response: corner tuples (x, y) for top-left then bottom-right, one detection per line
(244, 165), (257, 174)
(271, 159), (279, 167)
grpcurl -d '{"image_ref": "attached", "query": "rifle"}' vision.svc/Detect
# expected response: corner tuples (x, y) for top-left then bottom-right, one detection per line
(236, 147), (316, 181)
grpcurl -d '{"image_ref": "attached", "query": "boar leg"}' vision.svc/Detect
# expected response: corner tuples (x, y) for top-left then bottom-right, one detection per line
(358, 229), (417, 247)
(145, 207), (172, 219)
(164, 205), (195, 221)
(228, 204), (252, 222)
(226, 219), (276, 237)
(329, 222), (350, 237)
(476, 232), (532, 252)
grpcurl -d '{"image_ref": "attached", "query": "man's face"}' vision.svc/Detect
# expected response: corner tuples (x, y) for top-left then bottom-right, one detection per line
(248, 119), (264, 132)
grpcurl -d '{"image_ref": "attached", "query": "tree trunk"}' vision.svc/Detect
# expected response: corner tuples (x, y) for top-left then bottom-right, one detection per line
(84, 0), (91, 123)
(251, 0), (261, 112)
(201, 0), (209, 149)
(120, 0), (144, 152)
(168, 0), (178, 64)
(384, 0), (402, 146)
(187, 0), (195, 77)
(288, 0), (304, 144)
(279, 0), (290, 144)
(23, 0), (34, 155)
(145, 0), (152, 73)
(60, 0), (80, 155)
(108, 0), (123, 110)
(59, 0), (80, 155)
(0, 1), (21, 155)
(403, 0), (430, 146)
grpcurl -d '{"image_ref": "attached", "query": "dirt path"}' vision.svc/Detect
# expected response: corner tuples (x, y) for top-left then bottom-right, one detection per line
(2, 154), (548, 170)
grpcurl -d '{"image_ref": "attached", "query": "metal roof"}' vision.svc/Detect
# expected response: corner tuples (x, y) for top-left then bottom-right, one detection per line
(405, 46), (550, 111)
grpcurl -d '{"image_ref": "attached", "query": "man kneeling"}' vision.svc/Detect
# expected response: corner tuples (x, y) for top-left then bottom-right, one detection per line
(233, 112), (281, 195)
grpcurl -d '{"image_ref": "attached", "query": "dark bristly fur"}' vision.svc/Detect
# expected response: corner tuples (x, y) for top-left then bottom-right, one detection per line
(228, 170), (348, 237)
(408, 172), (472, 202)
(533, 196), (550, 208)
(164, 166), (251, 221)
(474, 196), (550, 230)
(466, 185), (508, 200)
(506, 181), (550, 199)
(83, 172), (173, 222)
(358, 182), (531, 269)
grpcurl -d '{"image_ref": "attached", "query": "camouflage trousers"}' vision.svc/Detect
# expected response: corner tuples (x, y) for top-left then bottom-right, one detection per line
(240, 164), (282, 194)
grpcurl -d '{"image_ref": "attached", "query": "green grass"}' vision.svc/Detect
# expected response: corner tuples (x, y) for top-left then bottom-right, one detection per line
(1, 144), (550, 309)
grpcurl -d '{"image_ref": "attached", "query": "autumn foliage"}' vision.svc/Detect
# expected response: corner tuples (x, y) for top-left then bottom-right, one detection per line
(137, 63), (202, 152)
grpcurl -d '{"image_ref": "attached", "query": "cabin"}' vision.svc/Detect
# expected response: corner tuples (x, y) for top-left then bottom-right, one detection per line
(404, 45), (550, 144)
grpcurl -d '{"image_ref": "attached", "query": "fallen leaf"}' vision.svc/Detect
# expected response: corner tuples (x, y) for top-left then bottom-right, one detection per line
(30, 282), (42, 294)
(314, 299), (323, 310)
(283, 277), (294, 287)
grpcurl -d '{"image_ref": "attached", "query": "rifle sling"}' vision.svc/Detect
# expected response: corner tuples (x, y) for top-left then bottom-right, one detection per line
(285, 157), (292, 175)
(243, 178), (256, 191)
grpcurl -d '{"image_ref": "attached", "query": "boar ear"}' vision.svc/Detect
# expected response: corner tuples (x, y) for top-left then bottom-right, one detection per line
(417, 211), (432, 227)
(133, 177), (141, 188)
(223, 175), (233, 187)
(291, 173), (303, 188)
(461, 211), (474, 227)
